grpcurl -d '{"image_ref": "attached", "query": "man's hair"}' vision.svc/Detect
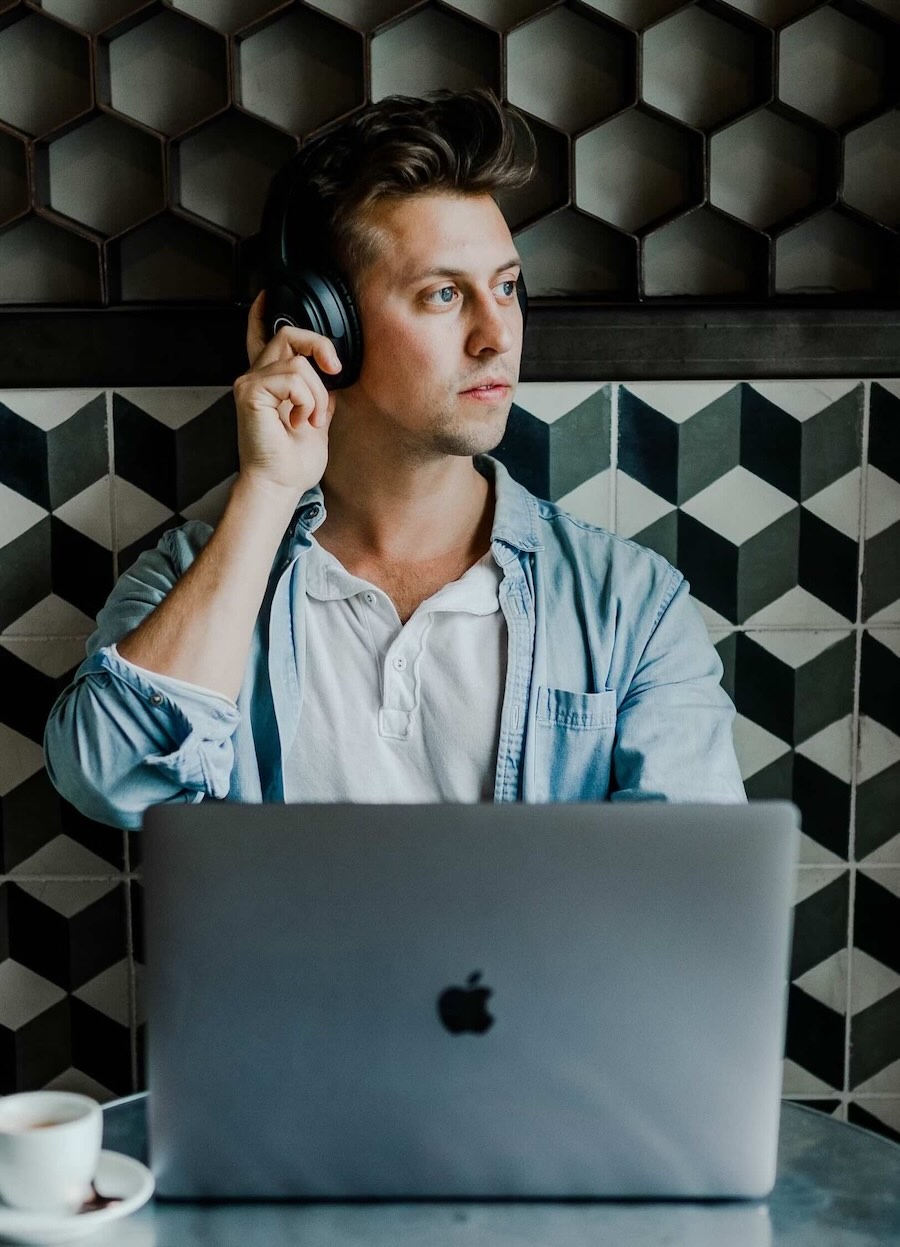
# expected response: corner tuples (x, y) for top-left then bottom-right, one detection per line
(287, 89), (537, 296)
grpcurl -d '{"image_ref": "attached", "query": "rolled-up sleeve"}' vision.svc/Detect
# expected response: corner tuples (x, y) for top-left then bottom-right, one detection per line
(611, 573), (747, 803)
(43, 525), (241, 830)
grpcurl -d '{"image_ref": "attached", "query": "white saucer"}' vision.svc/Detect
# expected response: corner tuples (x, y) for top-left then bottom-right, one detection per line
(0, 1151), (154, 1244)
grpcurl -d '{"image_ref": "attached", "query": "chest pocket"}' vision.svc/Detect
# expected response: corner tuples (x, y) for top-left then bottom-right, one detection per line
(533, 687), (617, 801)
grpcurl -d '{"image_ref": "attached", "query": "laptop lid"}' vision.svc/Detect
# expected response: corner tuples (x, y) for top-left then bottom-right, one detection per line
(142, 800), (799, 1200)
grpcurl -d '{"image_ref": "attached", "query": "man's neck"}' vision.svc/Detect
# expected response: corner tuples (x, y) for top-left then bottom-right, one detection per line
(314, 450), (492, 569)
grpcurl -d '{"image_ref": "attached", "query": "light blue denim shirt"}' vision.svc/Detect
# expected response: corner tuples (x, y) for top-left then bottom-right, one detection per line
(44, 455), (746, 830)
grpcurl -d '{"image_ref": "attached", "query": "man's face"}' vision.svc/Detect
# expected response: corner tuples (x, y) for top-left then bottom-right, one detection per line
(346, 191), (522, 459)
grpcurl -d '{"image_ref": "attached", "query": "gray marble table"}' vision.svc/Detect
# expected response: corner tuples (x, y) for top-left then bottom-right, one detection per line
(99, 1093), (900, 1245)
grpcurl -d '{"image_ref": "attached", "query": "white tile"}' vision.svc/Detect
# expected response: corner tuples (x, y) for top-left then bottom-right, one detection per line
(732, 713), (791, 780)
(853, 1097), (900, 1135)
(15, 879), (119, 919)
(43, 1068), (116, 1103)
(180, 474), (237, 528)
(693, 598), (733, 631)
(620, 381), (738, 424)
(10, 836), (116, 878)
(852, 1060), (900, 1095)
(782, 1059), (838, 1096)
(747, 380), (858, 421)
(798, 832), (844, 867)
(0, 483), (48, 549)
(796, 715), (854, 784)
(865, 466), (900, 540)
(794, 865), (846, 905)
(0, 390), (103, 431)
(0, 960), (66, 1030)
(1, 593), (95, 638)
(866, 599), (900, 626)
(802, 468), (861, 541)
(858, 866), (900, 901)
(858, 716), (900, 783)
(614, 471), (675, 538)
(514, 381), (608, 424)
(868, 628), (900, 660)
(0, 636), (89, 678)
(796, 949), (848, 1014)
(681, 466), (796, 545)
(73, 959), (130, 1027)
(0, 723), (44, 797)
(749, 628), (851, 669)
(53, 477), (113, 549)
(113, 477), (175, 550)
(860, 832), (900, 865)
(851, 949), (900, 1014)
(116, 387), (230, 430)
(744, 586), (850, 629)
(557, 468), (612, 530)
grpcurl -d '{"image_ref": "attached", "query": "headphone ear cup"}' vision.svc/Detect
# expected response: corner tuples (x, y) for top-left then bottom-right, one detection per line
(517, 272), (528, 335)
(265, 269), (363, 391)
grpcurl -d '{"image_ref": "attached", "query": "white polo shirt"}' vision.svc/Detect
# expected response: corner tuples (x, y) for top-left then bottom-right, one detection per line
(285, 537), (506, 803)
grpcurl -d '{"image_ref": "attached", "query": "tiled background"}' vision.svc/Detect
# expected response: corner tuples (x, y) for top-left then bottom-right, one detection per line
(1, 380), (898, 1143)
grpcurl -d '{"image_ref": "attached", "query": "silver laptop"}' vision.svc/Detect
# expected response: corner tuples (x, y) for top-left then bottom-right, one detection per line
(141, 800), (799, 1201)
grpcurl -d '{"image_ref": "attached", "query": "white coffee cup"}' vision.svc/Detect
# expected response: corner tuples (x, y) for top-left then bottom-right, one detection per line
(0, 1091), (103, 1214)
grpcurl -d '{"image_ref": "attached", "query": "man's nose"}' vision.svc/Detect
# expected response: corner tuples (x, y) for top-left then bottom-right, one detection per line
(467, 289), (516, 354)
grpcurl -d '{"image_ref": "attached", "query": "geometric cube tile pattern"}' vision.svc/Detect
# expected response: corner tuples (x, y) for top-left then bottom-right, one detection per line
(1, 380), (898, 1145)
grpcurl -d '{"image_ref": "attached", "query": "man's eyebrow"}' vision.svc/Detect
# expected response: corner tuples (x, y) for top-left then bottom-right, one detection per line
(404, 256), (522, 285)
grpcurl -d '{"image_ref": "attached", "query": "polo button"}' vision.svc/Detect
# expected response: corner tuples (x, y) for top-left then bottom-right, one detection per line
(150, 693), (164, 706)
(393, 656), (407, 671)
(365, 592), (376, 606)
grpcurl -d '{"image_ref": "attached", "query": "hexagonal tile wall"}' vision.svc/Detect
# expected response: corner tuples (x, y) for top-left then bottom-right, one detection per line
(844, 109), (900, 228)
(236, 6), (364, 134)
(709, 106), (836, 232)
(0, 7), (91, 137)
(576, 106), (702, 234)
(0, 0), (896, 304)
(778, 3), (890, 130)
(39, 112), (165, 238)
(0, 216), (102, 303)
(642, 1), (770, 131)
(173, 108), (296, 238)
(102, 6), (229, 137)
(370, 5), (500, 101)
(506, 3), (635, 134)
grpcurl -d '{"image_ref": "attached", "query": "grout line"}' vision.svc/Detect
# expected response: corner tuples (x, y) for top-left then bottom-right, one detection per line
(107, 388), (118, 580)
(123, 861), (139, 1093)
(609, 382), (618, 533)
(843, 378), (871, 1104)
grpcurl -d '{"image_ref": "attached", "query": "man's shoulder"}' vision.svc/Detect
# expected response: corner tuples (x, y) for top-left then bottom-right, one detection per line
(534, 494), (681, 586)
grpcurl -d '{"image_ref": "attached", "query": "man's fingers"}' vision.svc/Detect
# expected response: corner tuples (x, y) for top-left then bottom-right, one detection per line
(245, 290), (267, 365)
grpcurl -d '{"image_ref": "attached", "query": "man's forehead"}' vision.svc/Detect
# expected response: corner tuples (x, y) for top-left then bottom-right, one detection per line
(367, 193), (516, 284)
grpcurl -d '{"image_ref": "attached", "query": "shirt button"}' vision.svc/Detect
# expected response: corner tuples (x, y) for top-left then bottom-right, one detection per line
(364, 592), (376, 606)
(149, 692), (164, 706)
(393, 656), (407, 671)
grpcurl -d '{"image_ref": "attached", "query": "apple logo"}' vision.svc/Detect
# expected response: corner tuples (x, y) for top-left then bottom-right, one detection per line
(437, 971), (494, 1034)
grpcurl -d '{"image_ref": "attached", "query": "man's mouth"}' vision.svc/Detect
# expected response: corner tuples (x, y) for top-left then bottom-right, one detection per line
(460, 381), (511, 397)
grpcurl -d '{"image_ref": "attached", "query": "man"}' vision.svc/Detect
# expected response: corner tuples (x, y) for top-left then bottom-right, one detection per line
(44, 89), (745, 830)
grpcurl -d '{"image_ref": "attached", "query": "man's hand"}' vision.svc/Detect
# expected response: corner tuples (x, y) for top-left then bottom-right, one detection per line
(233, 289), (343, 497)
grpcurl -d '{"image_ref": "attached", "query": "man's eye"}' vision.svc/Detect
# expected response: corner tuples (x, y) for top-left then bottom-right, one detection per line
(426, 286), (458, 305)
(499, 279), (517, 297)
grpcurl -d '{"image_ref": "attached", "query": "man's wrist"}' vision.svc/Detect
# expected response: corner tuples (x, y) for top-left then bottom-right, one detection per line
(230, 470), (306, 521)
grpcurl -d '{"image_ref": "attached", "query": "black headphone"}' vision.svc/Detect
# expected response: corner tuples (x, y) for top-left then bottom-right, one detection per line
(259, 156), (528, 392)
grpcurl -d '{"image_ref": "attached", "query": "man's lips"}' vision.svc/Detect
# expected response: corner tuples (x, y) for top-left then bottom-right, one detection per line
(460, 380), (511, 394)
